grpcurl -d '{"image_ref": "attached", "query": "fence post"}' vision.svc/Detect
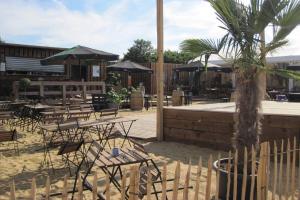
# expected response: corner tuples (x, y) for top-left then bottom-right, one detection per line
(241, 147), (248, 200)
(129, 166), (136, 200)
(161, 163), (167, 200)
(215, 154), (220, 200)
(285, 139), (291, 200)
(45, 176), (50, 200)
(121, 170), (127, 200)
(10, 180), (16, 200)
(146, 169), (152, 200)
(77, 174), (83, 200)
(194, 157), (202, 200)
(291, 137), (297, 198)
(172, 161), (180, 200)
(272, 142), (277, 200)
(93, 173), (98, 200)
(250, 146), (256, 200)
(31, 177), (36, 200)
(226, 151), (232, 200)
(183, 159), (191, 200)
(233, 151), (238, 200)
(205, 155), (212, 200)
(278, 140), (284, 200)
(62, 175), (68, 200)
(105, 173), (110, 200)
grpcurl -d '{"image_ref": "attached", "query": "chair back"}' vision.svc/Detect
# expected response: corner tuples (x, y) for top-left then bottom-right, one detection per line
(0, 130), (17, 142)
(57, 140), (84, 155)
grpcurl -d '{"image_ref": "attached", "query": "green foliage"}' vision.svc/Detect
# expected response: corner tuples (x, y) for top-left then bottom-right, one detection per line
(124, 39), (194, 64)
(19, 78), (31, 91)
(106, 88), (128, 105)
(105, 72), (121, 92)
(123, 39), (154, 63)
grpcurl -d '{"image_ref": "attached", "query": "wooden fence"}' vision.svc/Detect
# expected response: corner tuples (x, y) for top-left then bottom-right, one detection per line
(12, 81), (106, 105)
(8, 139), (300, 200)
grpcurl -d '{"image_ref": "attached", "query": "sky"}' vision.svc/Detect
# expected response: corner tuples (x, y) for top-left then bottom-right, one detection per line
(0, 0), (300, 58)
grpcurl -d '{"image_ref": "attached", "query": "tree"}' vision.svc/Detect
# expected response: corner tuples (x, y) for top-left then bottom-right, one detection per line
(181, 0), (300, 156)
(123, 39), (154, 63)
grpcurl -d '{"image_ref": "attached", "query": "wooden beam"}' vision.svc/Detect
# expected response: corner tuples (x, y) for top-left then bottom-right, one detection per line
(156, 0), (164, 141)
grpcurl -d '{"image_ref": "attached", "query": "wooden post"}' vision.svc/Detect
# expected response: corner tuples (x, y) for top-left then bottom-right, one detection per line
(62, 85), (67, 106)
(156, 0), (164, 141)
(83, 85), (87, 102)
(40, 82), (44, 98)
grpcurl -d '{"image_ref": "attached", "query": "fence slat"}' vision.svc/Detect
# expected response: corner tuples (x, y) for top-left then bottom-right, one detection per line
(106, 173), (111, 200)
(10, 180), (16, 200)
(233, 151), (238, 200)
(291, 137), (296, 198)
(45, 176), (50, 200)
(257, 145), (263, 200)
(265, 142), (270, 200)
(62, 175), (68, 200)
(216, 153), (221, 200)
(93, 173), (98, 200)
(147, 169), (152, 200)
(172, 161), (181, 200)
(226, 151), (232, 200)
(250, 146), (256, 200)
(121, 170), (127, 200)
(31, 177), (36, 200)
(78, 174), (83, 200)
(241, 147), (248, 200)
(193, 157), (202, 200)
(183, 160), (191, 200)
(272, 141), (277, 200)
(129, 166), (136, 200)
(285, 139), (291, 200)
(278, 140), (284, 200)
(161, 163), (167, 200)
(205, 155), (212, 200)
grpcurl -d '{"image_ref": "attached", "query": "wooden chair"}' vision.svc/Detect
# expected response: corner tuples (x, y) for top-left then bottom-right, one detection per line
(57, 140), (84, 176)
(0, 127), (19, 155)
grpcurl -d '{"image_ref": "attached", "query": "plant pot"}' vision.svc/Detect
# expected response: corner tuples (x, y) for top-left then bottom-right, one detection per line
(213, 158), (258, 200)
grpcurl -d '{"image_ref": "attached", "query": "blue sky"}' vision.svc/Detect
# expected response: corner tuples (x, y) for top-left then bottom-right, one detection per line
(0, 0), (300, 58)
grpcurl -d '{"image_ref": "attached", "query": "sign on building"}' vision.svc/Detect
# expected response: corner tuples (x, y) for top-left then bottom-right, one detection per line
(92, 65), (100, 77)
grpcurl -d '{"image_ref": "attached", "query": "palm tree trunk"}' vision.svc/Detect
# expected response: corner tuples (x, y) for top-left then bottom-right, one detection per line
(233, 67), (264, 156)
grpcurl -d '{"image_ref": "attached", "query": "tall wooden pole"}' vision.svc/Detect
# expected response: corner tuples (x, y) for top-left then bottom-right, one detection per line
(156, 0), (164, 141)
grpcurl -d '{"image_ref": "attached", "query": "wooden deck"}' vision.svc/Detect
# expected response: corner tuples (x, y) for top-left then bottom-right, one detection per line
(163, 101), (300, 150)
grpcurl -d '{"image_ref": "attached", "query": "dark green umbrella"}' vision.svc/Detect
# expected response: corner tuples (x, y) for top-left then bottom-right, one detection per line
(106, 60), (152, 73)
(40, 45), (119, 65)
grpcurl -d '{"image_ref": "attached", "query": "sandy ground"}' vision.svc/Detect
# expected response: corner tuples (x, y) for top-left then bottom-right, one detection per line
(0, 108), (298, 199)
(0, 110), (226, 200)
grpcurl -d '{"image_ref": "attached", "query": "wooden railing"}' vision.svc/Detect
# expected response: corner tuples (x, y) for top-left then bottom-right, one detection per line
(13, 81), (106, 105)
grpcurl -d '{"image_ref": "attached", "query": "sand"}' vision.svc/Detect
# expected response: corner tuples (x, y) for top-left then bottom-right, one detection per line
(0, 110), (227, 199)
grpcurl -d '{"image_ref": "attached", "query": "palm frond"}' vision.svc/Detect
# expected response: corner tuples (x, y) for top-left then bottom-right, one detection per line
(255, 0), (288, 33)
(265, 40), (288, 53)
(272, 0), (300, 43)
(268, 68), (300, 80)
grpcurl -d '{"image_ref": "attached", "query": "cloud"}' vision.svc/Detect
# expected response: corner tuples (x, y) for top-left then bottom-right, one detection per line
(0, 0), (299, 57)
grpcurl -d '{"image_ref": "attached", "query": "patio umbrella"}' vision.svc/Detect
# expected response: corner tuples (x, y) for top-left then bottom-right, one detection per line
(106, 60), (152, 73)
(174, 61), (231, 73)
(40, 45), (119, 65)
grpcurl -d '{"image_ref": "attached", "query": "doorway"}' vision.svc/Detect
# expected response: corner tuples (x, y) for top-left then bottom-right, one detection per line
(71, 65), (87, 81)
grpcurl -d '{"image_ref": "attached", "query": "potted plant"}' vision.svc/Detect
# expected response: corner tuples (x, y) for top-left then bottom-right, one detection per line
(106, 88), (122, 109)
(181, 0), (300, 199)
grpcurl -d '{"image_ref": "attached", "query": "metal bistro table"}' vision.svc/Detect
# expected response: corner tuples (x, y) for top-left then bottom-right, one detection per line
(73, 141), (163, 200)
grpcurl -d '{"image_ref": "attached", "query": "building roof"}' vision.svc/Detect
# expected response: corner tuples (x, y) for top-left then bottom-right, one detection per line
(5, 56), (64, 73)
(0, 42), (67, 51)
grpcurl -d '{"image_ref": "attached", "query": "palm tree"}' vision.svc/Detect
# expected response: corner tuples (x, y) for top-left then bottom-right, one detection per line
(181, 0), (300, 156)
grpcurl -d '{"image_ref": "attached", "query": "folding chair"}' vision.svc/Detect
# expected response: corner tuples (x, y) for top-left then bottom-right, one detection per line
(0, 127), (19, 155)
(57, 140), (84, 176)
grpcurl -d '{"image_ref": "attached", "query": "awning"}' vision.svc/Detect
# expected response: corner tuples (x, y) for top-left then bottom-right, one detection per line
(5, 56), (64, 73)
